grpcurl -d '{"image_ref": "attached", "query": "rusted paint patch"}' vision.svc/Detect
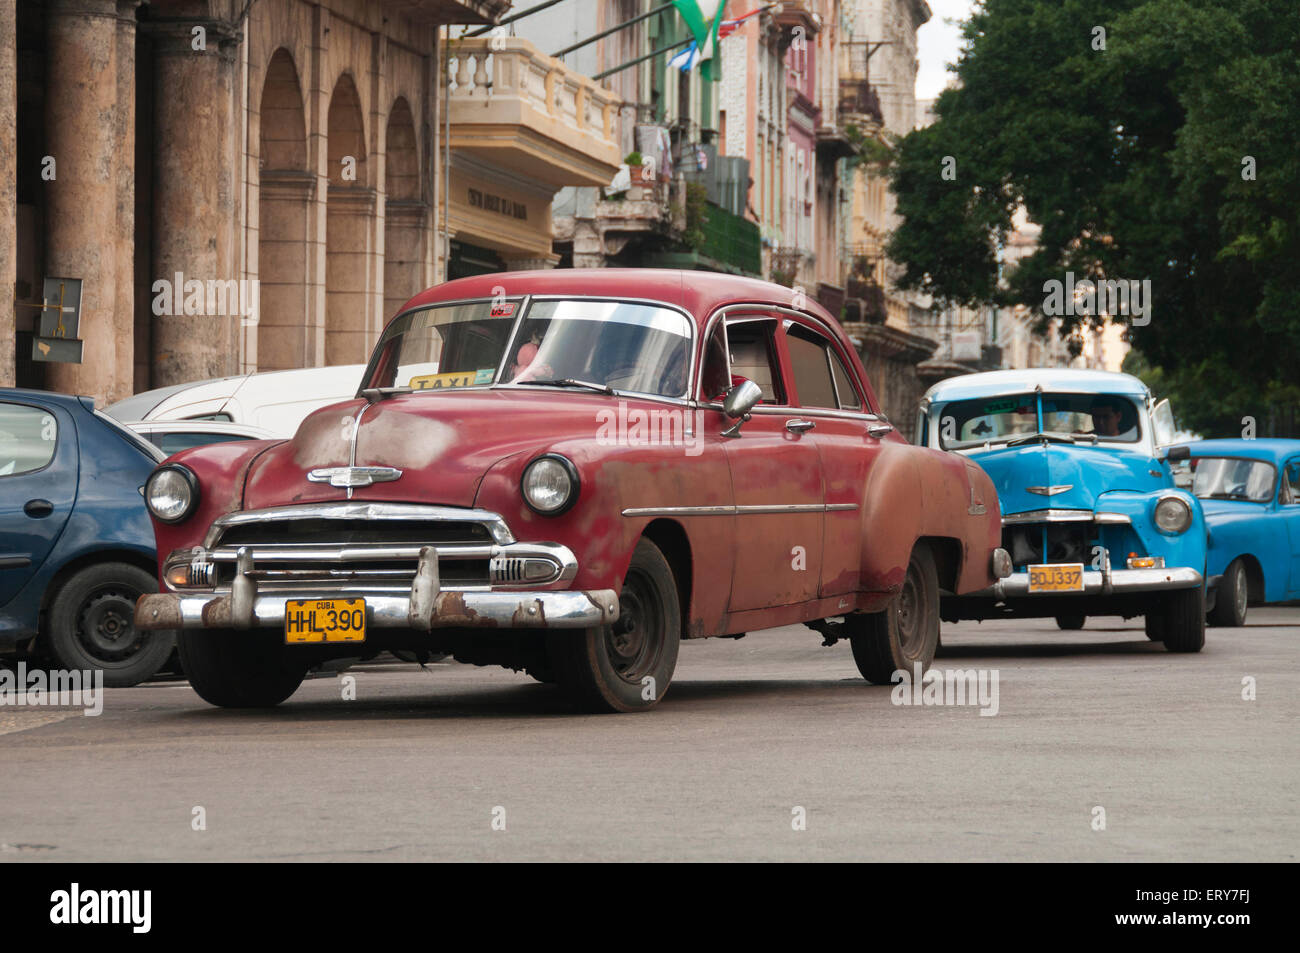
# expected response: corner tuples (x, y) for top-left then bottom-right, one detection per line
(432, 591), (497, 627)
(134, 594), (182, 630)
(200, 596), (233, 628)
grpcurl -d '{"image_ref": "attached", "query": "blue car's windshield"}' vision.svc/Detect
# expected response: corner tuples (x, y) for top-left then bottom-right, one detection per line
(937, 392), (1142, 450)
(1190, 456), (1276, 503)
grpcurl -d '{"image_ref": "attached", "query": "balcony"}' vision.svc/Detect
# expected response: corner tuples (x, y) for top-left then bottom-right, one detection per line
(839, 77), (884, 128)
(447, 37), (622, 189)
(642, 200), (762, 277)
(381, 0), (511, 25)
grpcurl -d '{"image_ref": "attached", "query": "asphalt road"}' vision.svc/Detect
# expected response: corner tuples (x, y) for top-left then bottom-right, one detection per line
(2, 610), (1296, 862)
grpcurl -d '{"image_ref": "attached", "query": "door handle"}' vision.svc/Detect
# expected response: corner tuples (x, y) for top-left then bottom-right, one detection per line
(867, 423), (893, 438)
(785, 419), (816, 434)
(23, 499), (54, 518)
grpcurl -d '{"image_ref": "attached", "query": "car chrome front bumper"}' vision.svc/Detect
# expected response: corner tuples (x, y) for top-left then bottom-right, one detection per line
(969, 566), (1203, 600)
(136, 546), (619, 632)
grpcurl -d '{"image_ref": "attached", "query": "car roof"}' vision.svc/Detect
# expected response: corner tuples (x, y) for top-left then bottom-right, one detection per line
(102, 374), (246, 420)
(103, 365), (366, 422)
(923, 368), (1150, 403)
(125, 419), (275, 437)
(393, 269), (837, 330)
(1182, 438), (1300, 462)
(0, 386), (93, 412)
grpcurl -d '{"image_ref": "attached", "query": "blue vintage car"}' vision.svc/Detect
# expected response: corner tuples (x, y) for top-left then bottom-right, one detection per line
(917, 369), (1206, 651)
(0, 388), (175, 685)
(1176, 438), (1300, 626)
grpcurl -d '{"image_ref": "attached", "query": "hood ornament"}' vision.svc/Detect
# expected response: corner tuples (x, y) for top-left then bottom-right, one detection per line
(1026, 485), (1074, 496)
(308, 466), (403, 489)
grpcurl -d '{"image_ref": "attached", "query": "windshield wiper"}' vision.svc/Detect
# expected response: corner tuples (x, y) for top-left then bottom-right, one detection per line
(361, 386), (413, 403)
(1005, 432), (1078, 447)
(524, 378), (616, 395)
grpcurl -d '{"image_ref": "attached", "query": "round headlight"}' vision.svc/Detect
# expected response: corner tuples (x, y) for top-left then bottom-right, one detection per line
(1153, 495), (1191, 534)
(146, 465), (199, 524)
(521, 454), (579, 515)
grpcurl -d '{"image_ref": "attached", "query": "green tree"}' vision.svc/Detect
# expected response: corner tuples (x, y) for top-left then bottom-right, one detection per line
(887, 0), (1300, 436)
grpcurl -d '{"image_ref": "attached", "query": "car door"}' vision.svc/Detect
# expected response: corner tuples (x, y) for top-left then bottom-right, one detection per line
(705, 314), (824, 611)
(781, 321), (880, 600)
(1281, 458), (1300, 596)
(0, 400), (77, 607)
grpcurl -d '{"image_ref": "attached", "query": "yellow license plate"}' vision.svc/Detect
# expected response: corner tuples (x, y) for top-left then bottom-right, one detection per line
(284, 598), (366, 643)
(1027, 563), (1085, 593)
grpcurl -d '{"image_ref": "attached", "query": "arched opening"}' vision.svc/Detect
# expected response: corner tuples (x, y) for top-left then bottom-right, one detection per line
(383, 97), (426, 322)
(255, 48), (312, 370)
(325, 72), (373, 366)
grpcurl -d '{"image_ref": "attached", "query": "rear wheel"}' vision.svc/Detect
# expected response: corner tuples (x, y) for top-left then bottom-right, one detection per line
(178, 629), (308, 708)
(1208, 559), (1248, 627)
(546, 538), (680, 712)
(1154, 586), (1206, 653)
(1055, 614), (1086, 630)
(849, 543), (940, 684)
(45, 563), (176, 687)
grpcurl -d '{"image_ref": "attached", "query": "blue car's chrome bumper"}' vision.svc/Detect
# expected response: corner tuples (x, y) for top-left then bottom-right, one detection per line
(970, 566), (1203, 600)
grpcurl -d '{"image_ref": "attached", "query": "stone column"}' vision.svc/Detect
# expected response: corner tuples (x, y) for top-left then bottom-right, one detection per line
(146, 15), (240, 386)
(0, 0), (14, 387)
(112, 1), (138, 398)
(43, 0), (122, 401)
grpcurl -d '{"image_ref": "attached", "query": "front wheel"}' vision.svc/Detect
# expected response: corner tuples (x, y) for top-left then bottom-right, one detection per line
(45, 562), (176, 687)
(849, 543), (940, 685)
(178, 629), (308, 708)
(1208, 559), (1248, 627)
(1154, 586), (1206, 653)
(1055, 614), (1086, 631)
(546, 538), (680, 712)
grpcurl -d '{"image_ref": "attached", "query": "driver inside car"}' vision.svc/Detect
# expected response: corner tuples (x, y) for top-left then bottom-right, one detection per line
(1087, 395), (1136, 439)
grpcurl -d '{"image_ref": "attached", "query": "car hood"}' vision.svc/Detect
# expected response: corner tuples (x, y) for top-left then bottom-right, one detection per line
(969, 442), (1169, 515)
(241, 389), (617, 510)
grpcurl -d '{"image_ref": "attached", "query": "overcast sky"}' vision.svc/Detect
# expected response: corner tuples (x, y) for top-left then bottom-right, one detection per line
(916, 0), (977, 101)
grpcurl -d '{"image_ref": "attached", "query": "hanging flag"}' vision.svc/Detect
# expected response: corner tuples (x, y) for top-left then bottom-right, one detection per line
(671, 0), (725, 81)
(668, 40), (701, 73)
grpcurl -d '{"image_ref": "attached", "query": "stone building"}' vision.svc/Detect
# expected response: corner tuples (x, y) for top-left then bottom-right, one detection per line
(2, 0), (625, 406)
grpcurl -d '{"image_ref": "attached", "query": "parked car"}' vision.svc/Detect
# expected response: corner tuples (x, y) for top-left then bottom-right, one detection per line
(0, 388), (176, 686)
(136, 269), (1010, 712)
(917, 369), (1207, 652)
(103, 364), (367, 438)
(127, 419), (276, 455)
(1180, 438), (1300, 626)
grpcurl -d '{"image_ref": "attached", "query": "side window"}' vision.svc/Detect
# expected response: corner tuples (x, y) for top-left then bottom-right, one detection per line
(1283, 460), (1300, 504)
(828, 348), (863, 411)
(785, 325), (837, 410)
(700, 325), (731, 402)
(156, 431), (252, 455)
(0, 403), (58, 477)
(725, 318), (786, 404)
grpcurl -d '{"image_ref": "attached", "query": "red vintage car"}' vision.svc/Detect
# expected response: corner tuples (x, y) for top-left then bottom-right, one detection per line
(136, 270), (1009, 712)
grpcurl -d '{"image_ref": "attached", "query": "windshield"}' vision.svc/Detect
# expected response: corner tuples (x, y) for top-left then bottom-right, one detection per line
(364, 298), (693, 399)
(1190, 456), (1276, 503)
(937, 392), (1142, 450)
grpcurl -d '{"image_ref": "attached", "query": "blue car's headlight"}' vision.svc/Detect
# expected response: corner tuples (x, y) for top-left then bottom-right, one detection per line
(146, 465), (200, 524)
(1153, 495), (1192, 535)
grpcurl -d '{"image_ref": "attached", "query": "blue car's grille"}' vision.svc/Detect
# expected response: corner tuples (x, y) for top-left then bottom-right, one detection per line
(1003, 522), (1091, 568)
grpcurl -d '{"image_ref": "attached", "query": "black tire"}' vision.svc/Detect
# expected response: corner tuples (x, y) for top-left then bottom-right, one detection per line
(1155, 586), (1206, 653)
(178, 628), (308, 708)
(849, 543), (940, 685)
(546, 538), (680, 712)
(1055, 614), (1086, 630)
(1144, 613), (1165, 642)
(1208, 559), (1248, 627)
(45, 562), (176, 688)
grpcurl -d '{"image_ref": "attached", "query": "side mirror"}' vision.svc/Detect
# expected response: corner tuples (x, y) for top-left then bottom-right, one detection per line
(1165, 444), (1190, 463)
(721, 380), (762, 438)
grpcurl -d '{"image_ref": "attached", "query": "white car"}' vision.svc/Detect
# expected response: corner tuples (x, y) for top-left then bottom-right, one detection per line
(104, 365), (367, 438)
(126, 419), (277, 456)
